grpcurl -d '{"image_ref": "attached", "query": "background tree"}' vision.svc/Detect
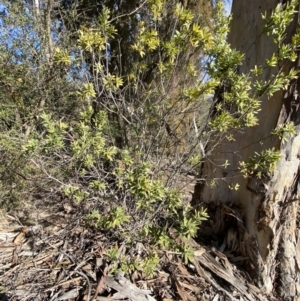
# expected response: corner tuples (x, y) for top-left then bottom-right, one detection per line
(193, 0), (300, 298)
(0, 0), (79, 208)
(51, 0), (217, 150)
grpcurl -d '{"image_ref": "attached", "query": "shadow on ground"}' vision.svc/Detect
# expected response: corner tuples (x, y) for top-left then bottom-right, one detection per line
(0, 293), (8, 301)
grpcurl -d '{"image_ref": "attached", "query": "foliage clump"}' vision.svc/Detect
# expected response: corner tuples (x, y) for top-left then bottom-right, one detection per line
(0, 0), (217, 269)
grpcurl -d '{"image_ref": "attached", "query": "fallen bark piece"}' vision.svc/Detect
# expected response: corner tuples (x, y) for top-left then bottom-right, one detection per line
(197, 252), (258, 301)
(173, 279), (197, 301)
(103, 275), (156, 301)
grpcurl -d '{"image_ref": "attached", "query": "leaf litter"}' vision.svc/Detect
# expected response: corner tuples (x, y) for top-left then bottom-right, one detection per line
(0, 203), (266, 301)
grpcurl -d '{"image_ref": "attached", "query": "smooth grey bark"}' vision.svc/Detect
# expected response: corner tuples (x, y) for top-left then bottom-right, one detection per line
(193, 0), (300, 299)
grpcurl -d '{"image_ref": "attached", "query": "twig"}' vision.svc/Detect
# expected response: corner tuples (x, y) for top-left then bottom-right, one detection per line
(44, 277), (82, 291)
(73, 270), (92, 301)
(110, 0), (148, 22)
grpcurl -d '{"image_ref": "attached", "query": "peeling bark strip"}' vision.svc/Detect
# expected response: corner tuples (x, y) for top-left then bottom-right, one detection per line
(196, 252), (257, 301)
(193, 0), (300, 299)
(102, 275), (156, 301)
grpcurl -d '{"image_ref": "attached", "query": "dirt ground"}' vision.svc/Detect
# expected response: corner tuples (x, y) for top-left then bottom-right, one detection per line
(0, 191), (269, 301)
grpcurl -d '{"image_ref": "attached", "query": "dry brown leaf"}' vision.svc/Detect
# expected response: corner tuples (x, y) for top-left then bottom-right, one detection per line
(13, 229), (27, 245)
(172, 275), (188, 301)
(93, 265), (108, 299)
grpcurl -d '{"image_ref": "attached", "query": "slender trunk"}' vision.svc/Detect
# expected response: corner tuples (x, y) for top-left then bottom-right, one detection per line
(193, 0), (300, 298)
(28, 0), (53, 63)
(44, 0), (53, 63)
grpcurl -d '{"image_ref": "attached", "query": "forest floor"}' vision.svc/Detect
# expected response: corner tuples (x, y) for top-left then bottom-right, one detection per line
(0, 189), (268, 301)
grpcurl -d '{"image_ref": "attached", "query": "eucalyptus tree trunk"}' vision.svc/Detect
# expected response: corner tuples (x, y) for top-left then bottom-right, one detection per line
(193, 0), (300, 299)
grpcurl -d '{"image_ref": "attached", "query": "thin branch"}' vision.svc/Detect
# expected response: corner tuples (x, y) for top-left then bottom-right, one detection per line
(110, 0), (149, 22)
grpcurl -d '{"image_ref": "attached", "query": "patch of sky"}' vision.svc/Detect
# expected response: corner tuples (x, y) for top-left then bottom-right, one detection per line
(0, 2), (37, 60)
(225, 0), (232, 15)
